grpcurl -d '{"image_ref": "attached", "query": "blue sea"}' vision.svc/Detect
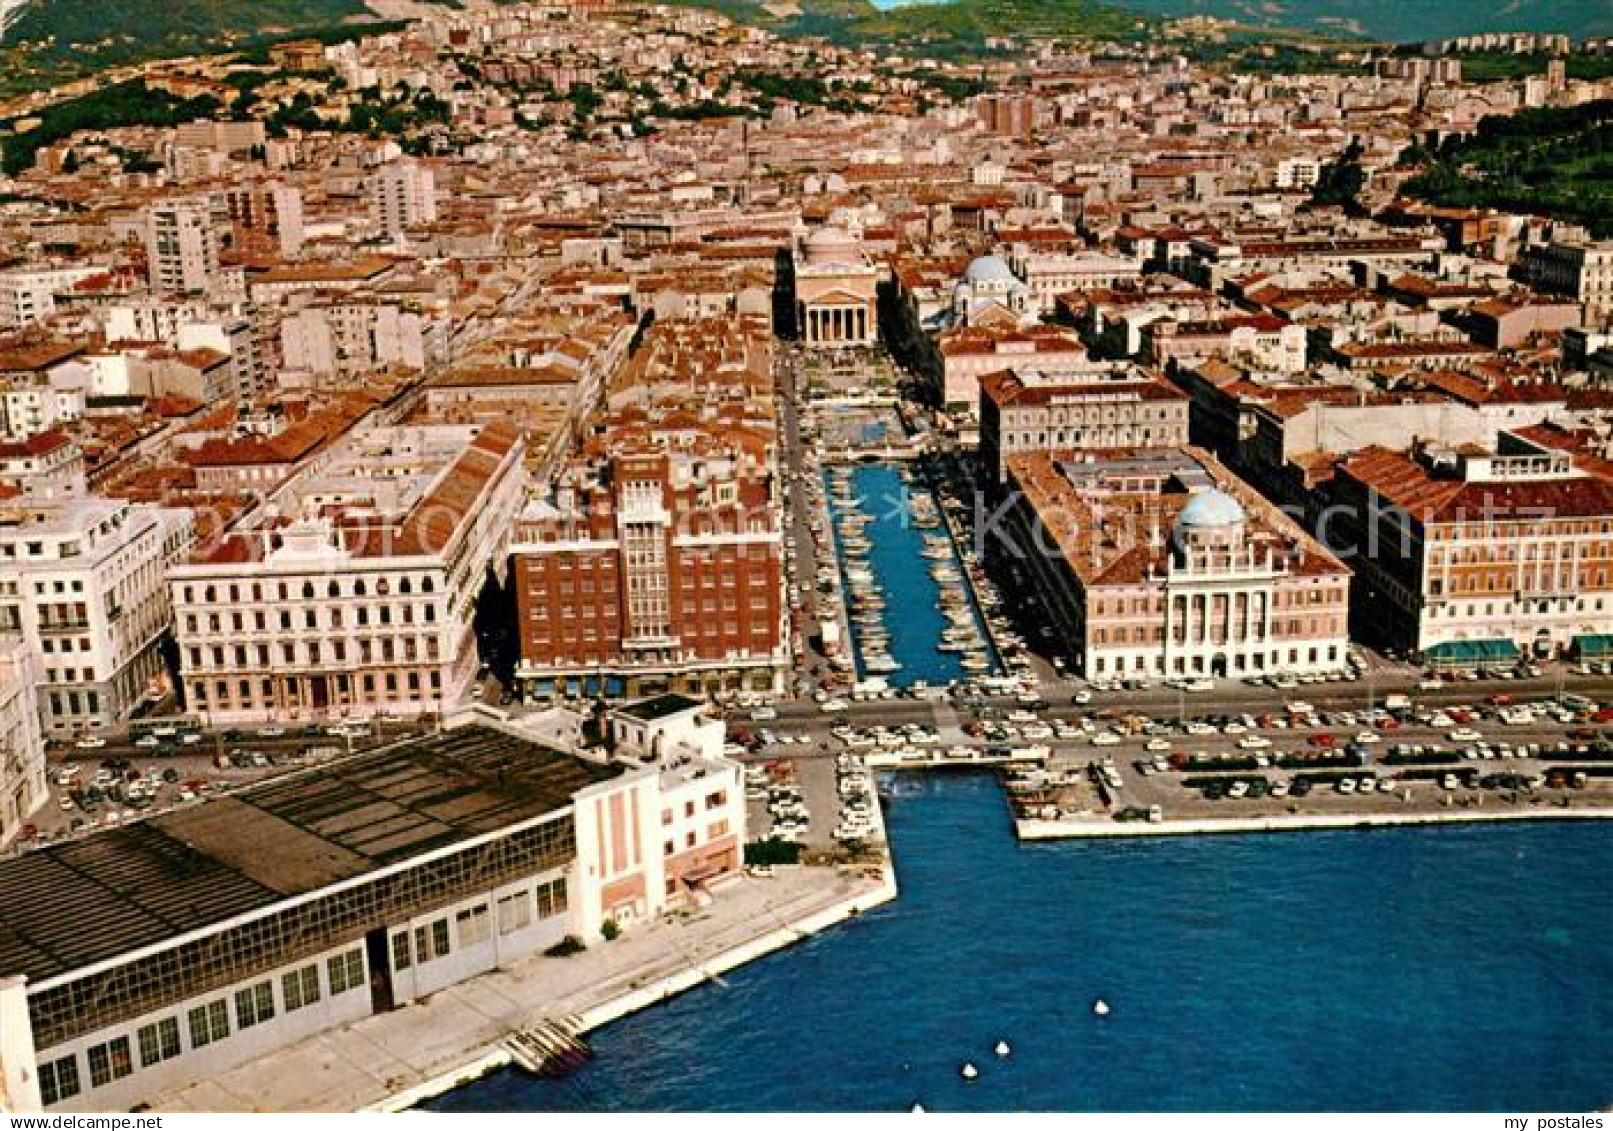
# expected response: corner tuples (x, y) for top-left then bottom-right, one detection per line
(867, 0), (1613, 41)
(428, 772), (1613, 1112)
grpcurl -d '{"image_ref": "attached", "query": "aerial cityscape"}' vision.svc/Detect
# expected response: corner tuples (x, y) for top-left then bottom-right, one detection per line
(0, 0), (1609, 1115)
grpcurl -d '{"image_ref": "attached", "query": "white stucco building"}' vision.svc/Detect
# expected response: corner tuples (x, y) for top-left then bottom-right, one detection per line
(170, 422), (525, 724)
(0, 498), (192, 734)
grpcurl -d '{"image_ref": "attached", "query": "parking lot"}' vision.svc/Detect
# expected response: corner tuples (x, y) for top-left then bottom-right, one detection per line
(739, 734), (884, 856)
(1009, 692), (1613, 826)
(14, 718), (426, 853)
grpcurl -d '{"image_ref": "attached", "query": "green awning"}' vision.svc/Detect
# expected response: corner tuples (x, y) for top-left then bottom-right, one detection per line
(1424, 639), (1520, 668)
(1572, 634), (1613, 658)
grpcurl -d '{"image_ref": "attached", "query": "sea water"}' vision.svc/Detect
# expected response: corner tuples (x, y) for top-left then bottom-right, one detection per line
(428, 772), (1613, 1112)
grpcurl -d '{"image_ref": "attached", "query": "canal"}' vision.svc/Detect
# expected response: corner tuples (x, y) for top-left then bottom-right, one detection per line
(825, 462), (998, 688)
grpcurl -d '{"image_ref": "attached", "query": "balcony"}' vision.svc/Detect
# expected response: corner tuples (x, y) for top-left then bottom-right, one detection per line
(38, 618), (91, 634)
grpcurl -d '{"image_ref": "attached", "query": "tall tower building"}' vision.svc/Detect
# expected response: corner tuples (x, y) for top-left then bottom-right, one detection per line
(368, 163), (437, 240)
(143, 198), (221, 296)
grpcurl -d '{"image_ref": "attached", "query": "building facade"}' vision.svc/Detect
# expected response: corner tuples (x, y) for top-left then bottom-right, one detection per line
(0, 636), (46, 849)
(0, 499), (191, 734)
(369, 163), (438, 241)
(1519, 239), (1613, 323)
(511, 450), (787, 699)
(979, 365), (1191, 483)
(997, 448), (1351, 679)
(791, 227), (878, 350)
(1327, 431), (1613, 660)
(0, 719), (741, 1113)
(170, 422), (525, 724)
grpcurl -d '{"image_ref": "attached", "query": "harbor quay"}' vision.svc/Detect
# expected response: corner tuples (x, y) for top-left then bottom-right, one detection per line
(154, 863), (895, 1113)
(0, 697), (897, 1115)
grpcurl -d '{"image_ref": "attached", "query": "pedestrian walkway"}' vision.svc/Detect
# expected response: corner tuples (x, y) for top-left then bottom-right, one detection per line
(931, 700), (968, 744)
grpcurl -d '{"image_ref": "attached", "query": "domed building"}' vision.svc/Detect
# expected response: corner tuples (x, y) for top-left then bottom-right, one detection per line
(949, 254), (1035, 329)
(996, 448), (1352, 682)
(792, 225), (879, 349)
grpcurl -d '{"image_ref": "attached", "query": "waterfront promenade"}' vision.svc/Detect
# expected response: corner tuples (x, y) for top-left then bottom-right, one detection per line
(150, 864), (896, 1113)
(1018, 805), (1613, 839)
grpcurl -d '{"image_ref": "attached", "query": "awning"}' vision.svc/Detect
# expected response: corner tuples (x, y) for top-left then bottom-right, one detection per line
(1572, 634), (1613, 658)
(1424, 639), (1520, 669)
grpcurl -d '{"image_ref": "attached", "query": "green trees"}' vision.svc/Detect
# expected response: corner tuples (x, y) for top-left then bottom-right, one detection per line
(1, 81), (221, 175)
(1310, 138), (1368, 217)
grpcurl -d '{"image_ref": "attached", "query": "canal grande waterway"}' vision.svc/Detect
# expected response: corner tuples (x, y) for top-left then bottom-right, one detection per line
(826, 462), (996, 688)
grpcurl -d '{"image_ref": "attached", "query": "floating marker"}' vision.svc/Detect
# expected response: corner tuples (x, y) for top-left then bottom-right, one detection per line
(910, 1102), (926, 1113)
(959, 1062), (979, 1081)
(1093, 998), (1111, 1016)
(995, 1040), (1011, 1058)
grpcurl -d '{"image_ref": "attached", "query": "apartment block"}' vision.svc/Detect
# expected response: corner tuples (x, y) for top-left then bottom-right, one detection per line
(0, 498), (192, 734)
(512, 450), (786, 699)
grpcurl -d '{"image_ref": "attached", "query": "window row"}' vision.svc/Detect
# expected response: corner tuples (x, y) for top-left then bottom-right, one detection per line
(38, 948), (366, 1106)
(181, 576), (437, 605)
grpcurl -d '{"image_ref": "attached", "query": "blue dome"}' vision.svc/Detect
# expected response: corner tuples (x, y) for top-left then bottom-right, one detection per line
(1177, 489), (1246, 529)
(963, 255), (1016, 285)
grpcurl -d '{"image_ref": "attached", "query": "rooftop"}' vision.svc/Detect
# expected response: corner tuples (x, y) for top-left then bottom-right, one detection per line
(0, 725), (618, 984)
(615, 692), (704, 722)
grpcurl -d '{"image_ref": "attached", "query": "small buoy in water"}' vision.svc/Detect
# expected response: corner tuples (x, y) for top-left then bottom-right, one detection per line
(910, 1101), (926, 1113)
(960, 1062), (979, 1081)
(1093, 998), (1111, 1017)
(995, 1040), (1011, 1058)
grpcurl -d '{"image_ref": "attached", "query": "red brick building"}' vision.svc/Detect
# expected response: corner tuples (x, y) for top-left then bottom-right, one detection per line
(512, 449), (785, 699)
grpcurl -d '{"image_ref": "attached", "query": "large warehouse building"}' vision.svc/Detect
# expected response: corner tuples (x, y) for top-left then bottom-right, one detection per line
(0, 715), (744, 1112)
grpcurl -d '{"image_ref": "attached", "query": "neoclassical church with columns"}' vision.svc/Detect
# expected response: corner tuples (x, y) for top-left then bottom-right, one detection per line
(791, 226), (879, 350)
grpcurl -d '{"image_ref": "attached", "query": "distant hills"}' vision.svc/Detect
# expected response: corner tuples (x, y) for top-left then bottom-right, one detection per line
(677, 0), (1148, 49)
(1101, 0), (1613, 43)
(4, 0), (372, 48)
(3, 0), (1610, 104)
